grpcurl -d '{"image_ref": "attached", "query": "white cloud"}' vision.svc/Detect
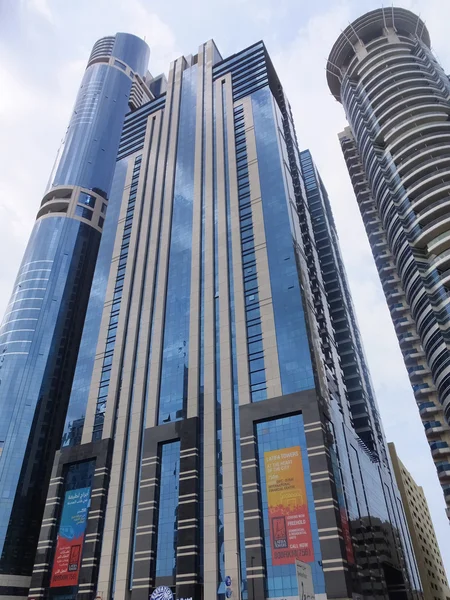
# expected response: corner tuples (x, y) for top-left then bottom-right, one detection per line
(27, 0), (53, 22)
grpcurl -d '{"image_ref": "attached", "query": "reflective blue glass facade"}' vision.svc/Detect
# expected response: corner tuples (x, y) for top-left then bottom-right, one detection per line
(62, 157), (129, 446)
(51, 34), (149, 197)
(251, 89), (315, 395)
(158, 66), (197, 424)
(0, 32), (149, 586)
(155, 442), (181, 578)
(28, 38), (421, 600)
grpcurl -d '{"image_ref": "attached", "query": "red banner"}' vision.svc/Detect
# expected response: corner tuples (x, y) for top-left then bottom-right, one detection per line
(50, 487), (90, 587)
(265, 447), (314, 565)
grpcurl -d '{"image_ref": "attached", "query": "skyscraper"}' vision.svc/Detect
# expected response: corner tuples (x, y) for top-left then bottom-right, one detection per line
(0, 34), (150, 598)
(327, 6), (450, 520)
(388, 443), (450, 600)
(27, 39), (422, 600)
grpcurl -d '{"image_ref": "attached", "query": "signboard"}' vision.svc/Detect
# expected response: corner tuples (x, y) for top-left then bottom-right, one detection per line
(150, 587), (174, 600)
(264, 446), (314, 566)
(296, 560), (314, 600)
(50, 487), (91, 587)
(330, 449), (354, 564)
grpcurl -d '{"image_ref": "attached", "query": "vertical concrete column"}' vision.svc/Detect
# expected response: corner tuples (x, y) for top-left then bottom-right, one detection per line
(238, 425), (265, 600)
(176, 420), (201, 599)
(77, 449), (112, 599)
(130, 448), (160, 599)
(187, 49), (205, 420)
(215, 75), (241, 594)
(110, 112), (164, 600)
(27, 459), (64, 599)
(95, 113), (156, 599)
(202, 41), (219, 599)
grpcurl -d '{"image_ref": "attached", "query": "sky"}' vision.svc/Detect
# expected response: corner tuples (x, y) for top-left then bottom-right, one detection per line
(0, 0), (449, 576)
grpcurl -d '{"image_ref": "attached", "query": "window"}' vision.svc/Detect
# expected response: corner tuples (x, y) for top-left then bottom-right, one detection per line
(79, 192), (96, 208)
(98, 216), (105, 228)
(75, 205), (93, 221)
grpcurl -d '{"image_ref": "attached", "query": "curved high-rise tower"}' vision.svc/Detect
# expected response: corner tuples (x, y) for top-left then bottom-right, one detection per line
(0, 33), (149, 595)
(327, 7), (450, 519)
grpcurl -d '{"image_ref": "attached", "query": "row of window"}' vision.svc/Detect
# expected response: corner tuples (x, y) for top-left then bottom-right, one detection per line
(92, 155), (142, 440)
(234, 105), (267, 402)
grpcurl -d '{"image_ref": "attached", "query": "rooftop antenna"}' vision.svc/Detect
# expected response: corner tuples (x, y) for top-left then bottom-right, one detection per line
(348, 21), (363, 45)
(340, 28), (357, 52)
(414, 13), (420, 37)
(391, 3), (398, 32)
(326, 63), (343, 77)
(381, 5), (388, 31)
(419, 19), (426, 41)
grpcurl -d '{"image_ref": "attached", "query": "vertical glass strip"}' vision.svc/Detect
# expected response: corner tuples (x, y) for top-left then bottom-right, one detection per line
(157, 66), (197, 424)
(155, 441), (181, 578)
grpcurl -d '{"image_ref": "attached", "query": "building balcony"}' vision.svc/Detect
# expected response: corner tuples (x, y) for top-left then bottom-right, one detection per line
(386, 290), (404, 301)
(411, 180), (450, 214)
(379, 264), (396, 275)
(390, 303), (407, 315)
(428, 230), (450, 256)
(424, 420), (448, 437)
(419, 402), (440, 416)
(404, 349), (425, 362)
(413, 213), (450, 250)
(393, 317), (413, 331)
(382, 276), (402, 290)
(431, 441), (450, 458)
(437, 463), (450, 480)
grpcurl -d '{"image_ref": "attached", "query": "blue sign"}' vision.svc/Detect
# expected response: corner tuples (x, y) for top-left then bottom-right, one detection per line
(225, 575), (232, 587)
(150, 587), (174, 600)
(225, 589), (233, 598)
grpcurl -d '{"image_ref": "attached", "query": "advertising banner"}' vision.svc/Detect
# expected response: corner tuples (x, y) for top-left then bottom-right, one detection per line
(330, 449), (355, 564)
(50, 487), (91, 587)
(264, 446), (314, 566)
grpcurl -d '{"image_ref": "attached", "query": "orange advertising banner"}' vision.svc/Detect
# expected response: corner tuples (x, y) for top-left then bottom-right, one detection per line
(265, 446), (314, 565)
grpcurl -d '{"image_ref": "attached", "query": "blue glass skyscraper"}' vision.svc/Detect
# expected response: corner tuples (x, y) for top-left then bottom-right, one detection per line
(28, 38), (422, 600)
(0, 34), (149, 597)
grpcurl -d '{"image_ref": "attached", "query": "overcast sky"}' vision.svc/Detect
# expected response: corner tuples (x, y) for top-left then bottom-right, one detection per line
(0, 0), (449, 574)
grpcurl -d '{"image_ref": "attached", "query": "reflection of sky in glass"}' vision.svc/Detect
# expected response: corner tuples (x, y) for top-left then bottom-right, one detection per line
(251, 88), (315, 395)
(155, 441), (180, 577)
(158, 66), (197, 424)
(61, 158), (129, 446)
(0, 216), (99, 558)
